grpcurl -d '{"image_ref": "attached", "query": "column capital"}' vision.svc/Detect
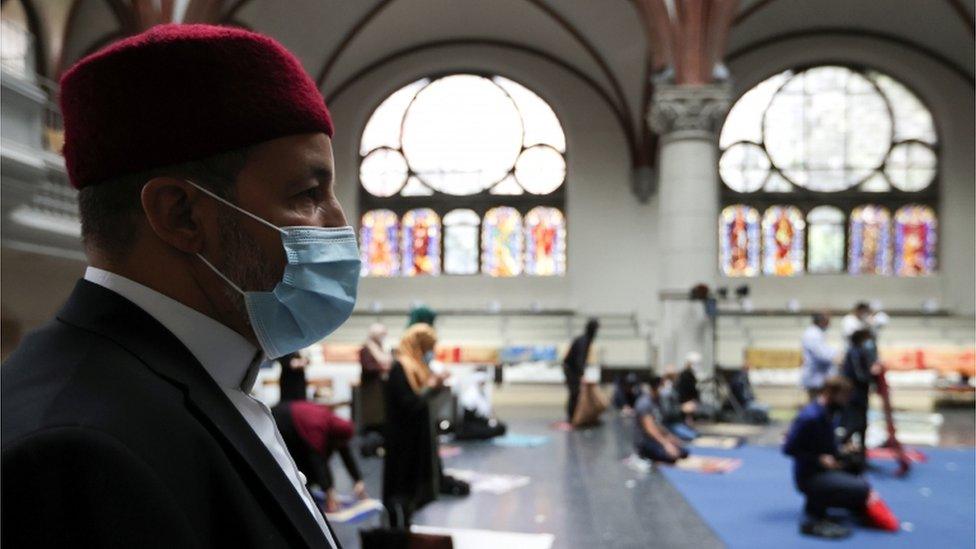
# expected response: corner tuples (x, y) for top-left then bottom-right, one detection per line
(648, 82), (731, 139)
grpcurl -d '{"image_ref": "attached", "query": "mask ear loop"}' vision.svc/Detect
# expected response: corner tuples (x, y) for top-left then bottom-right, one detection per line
(185, 179), (286, 235)
(182, 179), (282, 295)
(196, 252), (245, 295)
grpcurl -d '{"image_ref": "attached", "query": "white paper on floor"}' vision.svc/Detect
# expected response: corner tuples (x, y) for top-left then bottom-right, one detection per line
(443, 468), (531, 495)
(412, 525), (554, 549)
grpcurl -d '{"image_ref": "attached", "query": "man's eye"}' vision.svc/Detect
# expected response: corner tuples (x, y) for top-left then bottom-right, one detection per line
(298, 187), (322, 201)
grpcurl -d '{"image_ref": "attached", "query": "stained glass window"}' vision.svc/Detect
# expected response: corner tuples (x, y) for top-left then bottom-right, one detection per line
(360, 210), (399, 277)
(807, 206), (845, 274)
(482, 207), (523, 277)
(894, 205), (937, 276)
(402, 209), (441, 276)
(762, 206), (805, 276)
(359, 73), (566, 277)
(443, 209), (480, 275)
(849, 205), (892, 275)
(719, 205), (760, 277)
(524, 207), (566, 276)
(719, 64), (938, 278)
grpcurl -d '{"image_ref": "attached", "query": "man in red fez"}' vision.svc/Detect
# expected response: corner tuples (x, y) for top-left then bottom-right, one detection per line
(2, 25), (354, 549)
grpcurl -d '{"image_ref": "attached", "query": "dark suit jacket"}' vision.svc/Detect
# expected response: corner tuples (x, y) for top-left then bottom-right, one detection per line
(1, 280), (340, 548)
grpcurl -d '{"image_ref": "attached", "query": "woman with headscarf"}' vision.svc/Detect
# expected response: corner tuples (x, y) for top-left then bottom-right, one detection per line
(358, 323), (392, 432)
(382, 324), (467, 527)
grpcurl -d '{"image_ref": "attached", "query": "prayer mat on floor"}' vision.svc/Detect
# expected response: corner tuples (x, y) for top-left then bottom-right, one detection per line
(673, 455), (743, 474)
(323, 497), (385, 524)
(443, 468), (531, 495)
(867, 447), (929, 463)
(439, 445), (463, 459)
(661, 446), (976, 548)
(491, 434), (550, 448)
(692, 435), (744, 449)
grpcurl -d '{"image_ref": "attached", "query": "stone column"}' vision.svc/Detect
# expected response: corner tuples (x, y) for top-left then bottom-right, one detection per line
(649, 82), (729, 375)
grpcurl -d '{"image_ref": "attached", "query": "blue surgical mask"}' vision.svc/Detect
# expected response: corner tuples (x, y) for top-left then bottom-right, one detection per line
(189, 181), (361, 358)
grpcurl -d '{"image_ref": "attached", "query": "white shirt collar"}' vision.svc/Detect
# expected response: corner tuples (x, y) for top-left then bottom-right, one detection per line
(84, 266), (262, 391)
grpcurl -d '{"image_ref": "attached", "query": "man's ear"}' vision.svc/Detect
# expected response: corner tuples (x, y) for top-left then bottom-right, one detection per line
(141, 177), (211, 254)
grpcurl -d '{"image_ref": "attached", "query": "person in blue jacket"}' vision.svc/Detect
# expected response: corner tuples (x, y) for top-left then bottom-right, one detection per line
(783, 376), (870, 539)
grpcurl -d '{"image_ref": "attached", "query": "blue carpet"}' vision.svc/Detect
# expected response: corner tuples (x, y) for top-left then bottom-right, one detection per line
(661, 446), (975, 548)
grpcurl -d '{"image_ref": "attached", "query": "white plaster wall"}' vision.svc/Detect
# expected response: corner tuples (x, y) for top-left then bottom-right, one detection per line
(326, 44), (659, 320)
(724, 35), (976, 315)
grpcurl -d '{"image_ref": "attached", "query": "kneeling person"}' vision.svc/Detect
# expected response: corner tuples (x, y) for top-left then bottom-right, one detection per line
(783, 376), (870, 539)
(634, 376), (689, 464)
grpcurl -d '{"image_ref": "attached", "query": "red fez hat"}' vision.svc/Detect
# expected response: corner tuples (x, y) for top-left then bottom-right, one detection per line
(60, 24), (334, 189)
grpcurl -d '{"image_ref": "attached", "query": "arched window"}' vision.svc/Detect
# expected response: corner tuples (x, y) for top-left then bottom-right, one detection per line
(482, 207), (523, 277)
(443, 209), (481, 275)
(894, 205), (937, 276)
(849, 205), (892, 275)
(719, 205), (760, 277)
(401, 208), (441, 276)
(762, 206), (804, 276)
(718, 65), (938, 276)
(360, 209), (399, 277)
(524, 206), (566, 276)
(806, 206), (845, 274)
(358, 74), (566, 277)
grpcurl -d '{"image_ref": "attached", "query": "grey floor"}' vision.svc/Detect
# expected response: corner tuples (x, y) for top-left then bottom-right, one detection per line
(331, 403), (723, 549)
(330, 398), (974, 548)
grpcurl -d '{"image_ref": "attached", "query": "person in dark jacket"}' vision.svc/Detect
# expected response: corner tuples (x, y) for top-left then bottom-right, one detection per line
(358, 323), (392, 432)
(2, 24), (349, 549)
(279, 352), (310, 403)
(563, 318), (599, 422)
(383, 323), (468, 528)
(840, 329), (880, 462)
(675, 352), (703, 425)
(783, 376), (871, 539)
(613, 372), (642, 415)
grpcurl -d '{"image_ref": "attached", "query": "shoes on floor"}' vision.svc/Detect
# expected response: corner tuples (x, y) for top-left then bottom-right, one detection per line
(439, 475), (471, 497)
(800, 518), (852, 539)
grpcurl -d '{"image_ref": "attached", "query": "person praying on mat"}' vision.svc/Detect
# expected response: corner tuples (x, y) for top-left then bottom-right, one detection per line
(383, 323), (469, 528)
(612, 372), (642, 416)
(840, 330), (881, 467)
(633, 376), (689, 464)
(783, 376), (871, 539)
(455, 371), (507, 440)
(801, 312), (840, 401)
(675, 352), (702, 426)
(272, 400), (368, 513)
(359, 323), (392, 433)
(563, 318), (599, 422)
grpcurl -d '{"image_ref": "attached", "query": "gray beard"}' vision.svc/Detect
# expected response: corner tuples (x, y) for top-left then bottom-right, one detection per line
(214, 209), (280, 323)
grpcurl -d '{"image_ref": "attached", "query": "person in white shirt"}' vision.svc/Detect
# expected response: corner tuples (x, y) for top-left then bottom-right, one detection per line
(841, 302), (889, 340)
(801, 312), (840, 400)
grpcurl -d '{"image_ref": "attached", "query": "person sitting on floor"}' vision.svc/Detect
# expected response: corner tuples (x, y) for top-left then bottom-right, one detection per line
(272, 400), (369, 514)
(633, 376), (689, 464)
(455, 371), (507, 441)
(782, 376), (871, 539)
(612, 372), (642, 416)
